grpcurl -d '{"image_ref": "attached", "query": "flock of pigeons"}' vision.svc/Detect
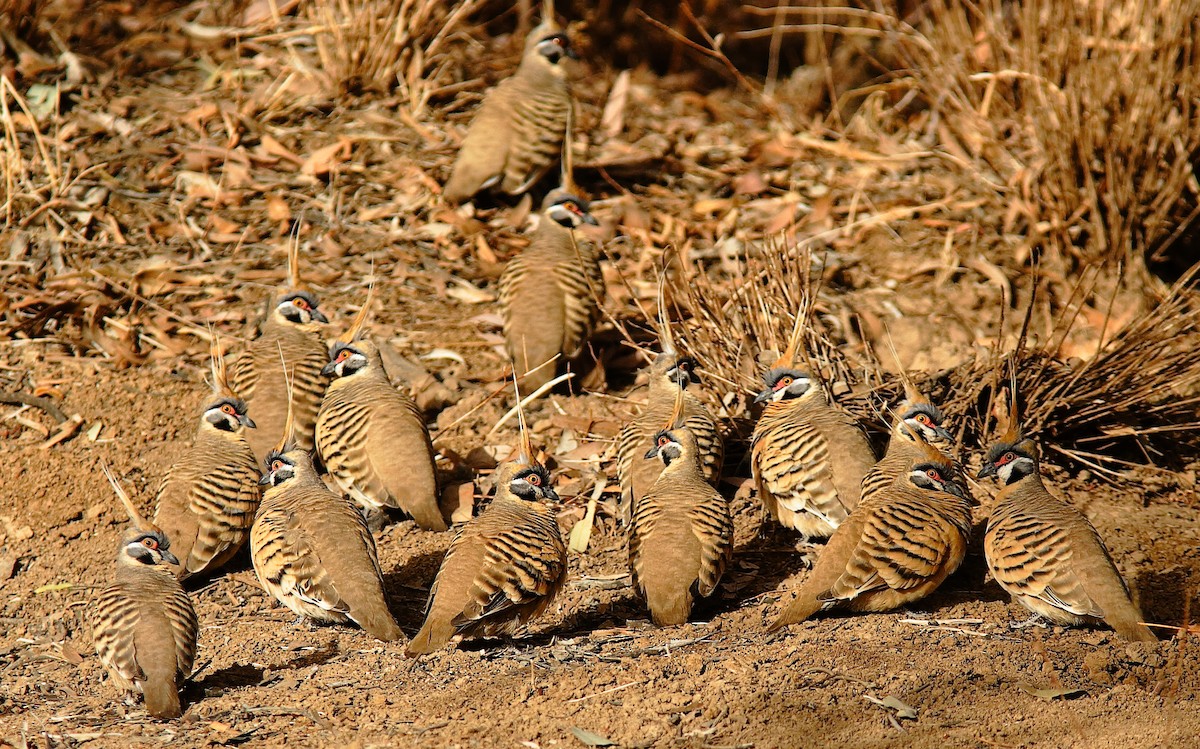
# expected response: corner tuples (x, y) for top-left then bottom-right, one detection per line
(86, 5), (1158, 722)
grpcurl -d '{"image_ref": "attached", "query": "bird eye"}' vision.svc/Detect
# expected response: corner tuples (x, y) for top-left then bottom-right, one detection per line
(271, 460), (283, 471)
(293, 298), (309, 310)
(917, 414), (931, 425)
(221, 404), (236, 415)
(526, 473), (541, 487)
(1002, 452), (1016, 464)
(142, 538), (158, 550)
(338, 350), (353, 362)
(658, 435), (670, 447)
(926, 470), (942, 481)
(778, 376), (793, 387)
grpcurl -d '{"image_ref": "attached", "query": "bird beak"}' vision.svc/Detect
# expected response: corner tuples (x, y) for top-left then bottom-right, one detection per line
(240, 415), (256, 429)
(320, 360), (338, 377)
(643, 445), (659, 460)
(753, 388), (773, 405)
(934, 426), (953, 442)
(544, 488), (560, 502)
(160, 549), (180, 565)
(311, 308), (329, 324)
(258, 473), (273, 486)
(581, 213), (599, 226)
(976, 463), (997, 479)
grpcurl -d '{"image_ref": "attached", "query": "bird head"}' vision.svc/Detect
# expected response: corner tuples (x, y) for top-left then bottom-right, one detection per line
(507, 463), (559, 502)
(896, 401), (952, 445)
(202, 396), (255, 433)
(543, 191), (598, 229)
(323, 340), (376, 378)
(274, 290), (328, 326)
(754, 367), (813, 404)
(117, 527), (179, 567)
(260, 450), (300, 487)
(977, 438), (1039, 485)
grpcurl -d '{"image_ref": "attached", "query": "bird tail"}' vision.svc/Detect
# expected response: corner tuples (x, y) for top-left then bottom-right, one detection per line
(642, 575), (691, 627)
(409, 501), (449, 533)
(359, 610), (404, 643)
(405, 618), (453, 657)
(141, 673), (182, 719)
(1106, 603), (1158, 643)
(770, 592), (822, 631)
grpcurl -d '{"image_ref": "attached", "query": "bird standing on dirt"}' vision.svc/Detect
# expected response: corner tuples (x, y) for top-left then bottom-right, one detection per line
(406, 392), (567, 656)
(497, 187), (602, 390)
(230, 242), (329, 464)
(628, 390), (733, 626)
(771, 436), (974, 628)
(859, 375), (954, 503)
(316, 292), (446, 532)
(441, 2), (575, 205)
(979, 392), (1156, 642)
(251, 406), (402, 642)
(751, 320), (875, 539)
(153, 339), (260, 581)
(93, 466), (199, 720)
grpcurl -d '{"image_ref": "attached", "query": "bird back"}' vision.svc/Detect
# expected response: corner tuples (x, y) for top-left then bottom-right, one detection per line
(93, 565), (197, 718)
(153, 426), (260, 580)
(252, 475), (401, 641)
(317, 368), (444, 530)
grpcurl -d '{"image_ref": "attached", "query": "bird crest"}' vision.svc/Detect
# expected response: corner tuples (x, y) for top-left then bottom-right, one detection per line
(654, 260), (678, 357)
(336, 282), (374, 345)
(102, 462), (157, 533)
(285, 231), (307, 293)
(993, 365), (1036, 457)
(771, 310), (806, 370)
(271, 346), (297, 457)
(209, 333), (238, 399)
(511, 370), (536, 466)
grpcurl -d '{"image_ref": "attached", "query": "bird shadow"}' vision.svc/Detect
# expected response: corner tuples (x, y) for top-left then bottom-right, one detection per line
(1135, 565), (1199, 631)
(710, 525), (822, 614)
(188, 641), (343, 704)
(383, 549), (446, 635)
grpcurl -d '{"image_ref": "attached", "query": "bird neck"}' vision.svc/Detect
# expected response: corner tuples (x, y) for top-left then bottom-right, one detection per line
(517, 53), (568, 86)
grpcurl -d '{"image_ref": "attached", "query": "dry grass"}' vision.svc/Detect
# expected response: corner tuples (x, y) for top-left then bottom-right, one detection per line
(906, 0), (1198, 277)
(675, 241), (1200, 484)
(287, 0), (486, 112)
(736, 1), (1200, 279)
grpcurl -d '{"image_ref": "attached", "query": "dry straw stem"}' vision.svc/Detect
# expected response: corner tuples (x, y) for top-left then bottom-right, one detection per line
(890, 0), (1200, 276)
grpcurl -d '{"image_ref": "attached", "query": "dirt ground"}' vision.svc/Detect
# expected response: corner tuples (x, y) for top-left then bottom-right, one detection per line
(2, 3), (1200, 748)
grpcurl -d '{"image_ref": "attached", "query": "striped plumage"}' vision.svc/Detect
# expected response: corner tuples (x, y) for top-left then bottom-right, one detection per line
(406, 460), (566, 656)
(442, 23), (573, 204)
(859, 397), (953, 503)
(772, 441), (974, 628)
(229, 290), (329, 464)
(316, 339), (445, 531)
(617, 353), (722, 523)
(980, 437), (1155, 642)
(251, 449), (401, 642)
(629, 428), (733, 626)
(153, 396), (260, 581)
(93, 527), (198, 719)
(751, 369), (876, 539)
(498, 191), (602, 390)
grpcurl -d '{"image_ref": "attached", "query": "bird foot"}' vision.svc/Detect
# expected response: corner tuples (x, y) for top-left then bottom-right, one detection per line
(1009, 614), (1048, 631)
